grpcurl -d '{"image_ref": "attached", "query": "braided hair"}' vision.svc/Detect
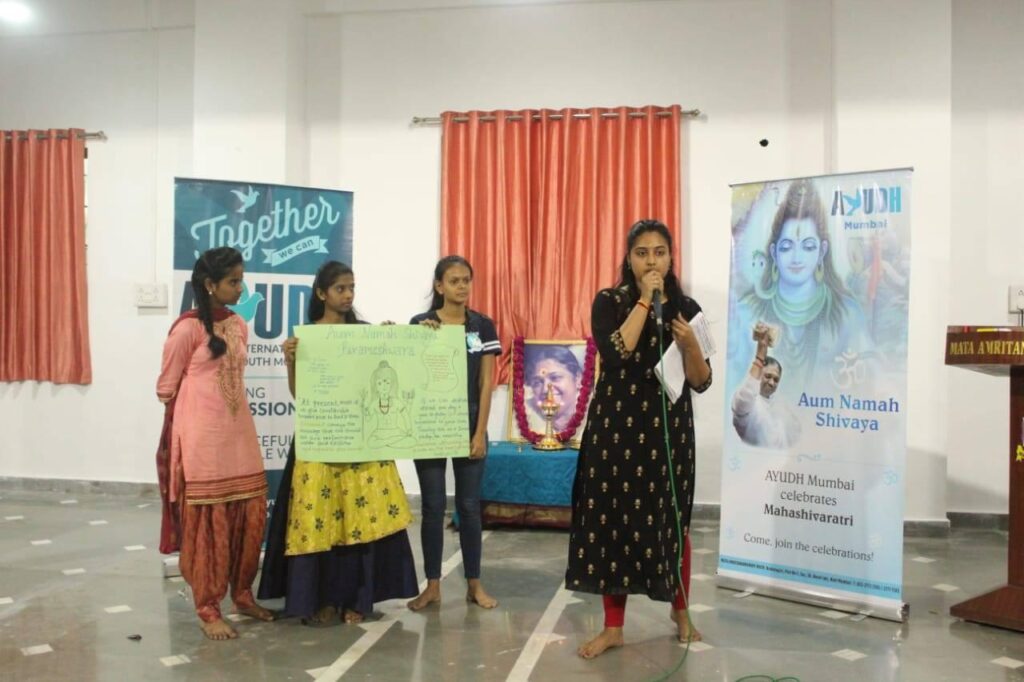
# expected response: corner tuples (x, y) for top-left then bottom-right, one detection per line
(190, 247), (243, 358)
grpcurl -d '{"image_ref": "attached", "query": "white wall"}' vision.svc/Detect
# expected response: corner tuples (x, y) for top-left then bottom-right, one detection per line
(1, 0), (1021, 517)
(947, 0), (1024, 512)
(0, 22), (193, 483)
(192, 0), (306, 184)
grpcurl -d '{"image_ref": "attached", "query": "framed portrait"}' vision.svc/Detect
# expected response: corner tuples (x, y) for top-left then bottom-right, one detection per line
(507, 339), (599, 449)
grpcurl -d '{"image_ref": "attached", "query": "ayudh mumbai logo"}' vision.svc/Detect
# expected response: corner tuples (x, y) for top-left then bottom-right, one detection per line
(830, 186), (903, 216)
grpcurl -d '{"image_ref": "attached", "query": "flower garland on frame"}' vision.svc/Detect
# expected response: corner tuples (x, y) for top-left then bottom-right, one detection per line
(511, 337), (598, 446)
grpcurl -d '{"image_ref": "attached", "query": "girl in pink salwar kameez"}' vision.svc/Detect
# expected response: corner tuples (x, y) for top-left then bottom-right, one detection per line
(156, 247), (274, 640)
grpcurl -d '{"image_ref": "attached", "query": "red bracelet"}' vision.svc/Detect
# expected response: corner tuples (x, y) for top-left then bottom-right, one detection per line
(636, 300), (651, 312)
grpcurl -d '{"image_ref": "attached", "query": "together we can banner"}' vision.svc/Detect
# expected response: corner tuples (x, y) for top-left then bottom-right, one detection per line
(718, 169), (911, 620)
(173, 177), (354, 512)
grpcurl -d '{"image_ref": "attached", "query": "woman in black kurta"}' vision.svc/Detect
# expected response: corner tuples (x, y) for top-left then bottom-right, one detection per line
(565, 220), (712, 659)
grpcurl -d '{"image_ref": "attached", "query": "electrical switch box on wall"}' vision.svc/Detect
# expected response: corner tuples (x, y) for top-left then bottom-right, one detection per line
(1009, 285), (1024, 314)
(135, 283), (168, 308)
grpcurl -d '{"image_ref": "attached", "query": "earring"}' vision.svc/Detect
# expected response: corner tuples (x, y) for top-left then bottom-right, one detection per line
(814, 263), (824, 283)
(771, 262), (779, 283)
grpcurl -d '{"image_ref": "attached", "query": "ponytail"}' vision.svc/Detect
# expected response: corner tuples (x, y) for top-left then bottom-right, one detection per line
(428, 255), (474, 311)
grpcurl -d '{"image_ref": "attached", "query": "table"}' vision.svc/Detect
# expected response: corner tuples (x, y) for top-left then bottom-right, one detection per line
(479, 442), (578, 529)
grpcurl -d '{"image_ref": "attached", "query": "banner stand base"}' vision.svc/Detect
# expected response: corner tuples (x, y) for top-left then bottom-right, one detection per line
(716, 574), (908, 623)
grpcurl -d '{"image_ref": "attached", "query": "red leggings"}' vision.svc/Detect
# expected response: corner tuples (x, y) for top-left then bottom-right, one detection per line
(179, 495), (266, 623)
(603, 535), (692, 628)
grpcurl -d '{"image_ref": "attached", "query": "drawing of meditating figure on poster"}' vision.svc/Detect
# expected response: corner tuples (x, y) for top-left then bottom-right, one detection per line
(362, 360), (417, 449)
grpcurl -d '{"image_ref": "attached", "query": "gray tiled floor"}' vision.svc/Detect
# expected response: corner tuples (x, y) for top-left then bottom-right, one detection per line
(2, 488), (1024, 681)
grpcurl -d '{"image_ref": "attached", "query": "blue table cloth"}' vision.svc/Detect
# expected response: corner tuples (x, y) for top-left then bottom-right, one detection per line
(481, 441), (578, 507)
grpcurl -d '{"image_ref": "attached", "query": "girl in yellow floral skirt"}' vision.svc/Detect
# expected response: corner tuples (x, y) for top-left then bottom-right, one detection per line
(258, 261), (418, 624)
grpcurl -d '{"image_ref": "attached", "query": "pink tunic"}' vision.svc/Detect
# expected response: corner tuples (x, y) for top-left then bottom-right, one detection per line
(157, 315), (266, 505)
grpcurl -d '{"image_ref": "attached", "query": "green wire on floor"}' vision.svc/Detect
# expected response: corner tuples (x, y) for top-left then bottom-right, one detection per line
(644, 318), (693, 682)
(645, 320), (801, 682)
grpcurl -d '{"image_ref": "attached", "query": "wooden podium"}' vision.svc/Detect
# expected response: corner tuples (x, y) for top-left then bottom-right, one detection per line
(945, 326), (1024, 631)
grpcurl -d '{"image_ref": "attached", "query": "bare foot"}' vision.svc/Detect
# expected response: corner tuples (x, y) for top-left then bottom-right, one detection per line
(408, 581), (441, 611)
(670, 607), (702, 642)
(342, 609), (364, 624)
(200, 618), (238, 641)
(466, 580), (498, 609)
(577, 627), (624, 659)
(303, 605), (337, 626)
(235, 603), (275, 622)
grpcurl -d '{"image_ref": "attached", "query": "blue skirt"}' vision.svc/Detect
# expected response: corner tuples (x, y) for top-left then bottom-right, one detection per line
(258, 443), (419, 617)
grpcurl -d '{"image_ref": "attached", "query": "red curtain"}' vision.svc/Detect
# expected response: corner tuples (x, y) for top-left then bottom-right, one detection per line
(0, 129), (92, 384)
(441, 106), (681, 382)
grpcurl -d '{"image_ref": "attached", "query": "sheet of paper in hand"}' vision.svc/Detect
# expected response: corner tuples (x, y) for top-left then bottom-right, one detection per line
(655, 311), (718, 404)
(295, 324), (469, 462)
(690, 311), (717, 359)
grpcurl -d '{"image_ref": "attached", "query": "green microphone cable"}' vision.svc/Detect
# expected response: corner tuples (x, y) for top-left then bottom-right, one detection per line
(645, 307), (695, 682)
(645, 308), (800, 682)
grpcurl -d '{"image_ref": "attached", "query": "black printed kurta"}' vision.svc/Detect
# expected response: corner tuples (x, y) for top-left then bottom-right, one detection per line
(565, 288), (712, 601)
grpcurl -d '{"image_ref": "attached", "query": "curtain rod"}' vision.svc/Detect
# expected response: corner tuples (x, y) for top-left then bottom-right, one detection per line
(3, 131), (108, 141)
(412, 110), (701, 125)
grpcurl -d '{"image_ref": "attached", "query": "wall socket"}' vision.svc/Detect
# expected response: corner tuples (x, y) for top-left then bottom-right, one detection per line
(135, 283), (168, 309)
(1010, 285), (1024, 313)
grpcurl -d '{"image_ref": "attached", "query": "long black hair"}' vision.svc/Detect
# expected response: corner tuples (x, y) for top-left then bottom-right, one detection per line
(190, 247), (243, 359)
(308, 260), (360, 323)
(428, 255), (474, 311)
(615, 219), (687, 310)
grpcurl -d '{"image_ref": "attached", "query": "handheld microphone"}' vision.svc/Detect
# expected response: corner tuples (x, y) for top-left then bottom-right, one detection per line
(652, 288), (662, 324)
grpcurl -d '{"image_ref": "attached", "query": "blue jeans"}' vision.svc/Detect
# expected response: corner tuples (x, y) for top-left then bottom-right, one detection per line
(414, 456), (485, 580)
